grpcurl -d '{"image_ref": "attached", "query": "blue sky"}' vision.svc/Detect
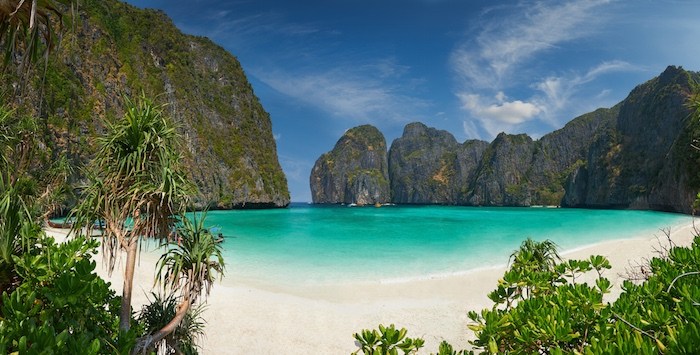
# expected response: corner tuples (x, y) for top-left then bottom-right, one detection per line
(124, 0), (700, 202)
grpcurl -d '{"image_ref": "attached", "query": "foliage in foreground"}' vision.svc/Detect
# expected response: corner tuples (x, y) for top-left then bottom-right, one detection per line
(0, 235), (135, 354)
(138, 293), (206, 355)
(70, 93), (196, 333)
(352, 324), (470, 355)
(354, 237), (700, 354)
(0, 98), (213, 353)
(353, 324), (426, 355)
(468, 237), (700, 354)
(135, 213), (224, 354)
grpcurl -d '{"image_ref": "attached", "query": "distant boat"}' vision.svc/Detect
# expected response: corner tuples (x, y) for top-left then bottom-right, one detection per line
(47, 219), (72, 229)
(348, 203), (357, 207)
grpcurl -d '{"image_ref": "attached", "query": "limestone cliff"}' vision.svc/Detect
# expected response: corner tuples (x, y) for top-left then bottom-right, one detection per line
(389, 122), (488, 204)
(562, 66), (699, 212)
(468, 133), (535, 206)
(2, 0), (289, 208)
(310, 66), (699, 213)
(310, 125), (390, 205)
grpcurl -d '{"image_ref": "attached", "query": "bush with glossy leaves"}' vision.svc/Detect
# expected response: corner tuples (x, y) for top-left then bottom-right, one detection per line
(469, 238), (700, 354)
(0, 236), (136, 353)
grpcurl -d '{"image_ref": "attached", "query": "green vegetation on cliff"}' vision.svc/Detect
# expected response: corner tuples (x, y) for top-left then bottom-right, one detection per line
(313, 66), (698, 212)
(2, 0), (289, 209)
(311, 124), (390, 205)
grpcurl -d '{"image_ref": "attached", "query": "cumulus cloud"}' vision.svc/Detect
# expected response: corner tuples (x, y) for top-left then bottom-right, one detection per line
(458, 59), (640, 139)
(459, 92), (542, 137)
(451, 1), (642, 139)
(460, 93), (541, 124)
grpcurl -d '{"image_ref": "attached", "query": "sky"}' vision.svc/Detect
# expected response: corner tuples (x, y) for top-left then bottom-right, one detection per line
(123, 0), (700, 202)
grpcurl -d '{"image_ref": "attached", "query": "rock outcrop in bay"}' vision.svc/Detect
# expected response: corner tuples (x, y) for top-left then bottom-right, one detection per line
(468, 133), (536, 206)
(3, 0), (290, 209)
(389, 122), (488, 204)
(310, 125), (390, 205)
(310, 66), (700, 213)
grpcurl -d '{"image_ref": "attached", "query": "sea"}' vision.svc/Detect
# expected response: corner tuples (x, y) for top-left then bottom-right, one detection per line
(199, 203), (691, 287)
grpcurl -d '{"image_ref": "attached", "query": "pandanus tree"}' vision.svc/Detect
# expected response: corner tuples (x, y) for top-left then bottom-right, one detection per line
(134, 214), (225, 353)
(0, 176), (38, 295)
(0, 105), (40, 295)
(509, 238), (560, 273)
(72, 94), (195, 332)
(0, 0), (74, 76)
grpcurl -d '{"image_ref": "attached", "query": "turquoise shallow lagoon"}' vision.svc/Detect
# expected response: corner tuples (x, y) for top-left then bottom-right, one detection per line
(201, 204), (690, 286)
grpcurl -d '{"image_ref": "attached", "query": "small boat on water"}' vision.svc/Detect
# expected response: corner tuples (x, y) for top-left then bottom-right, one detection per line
(46, 219), (72, 229)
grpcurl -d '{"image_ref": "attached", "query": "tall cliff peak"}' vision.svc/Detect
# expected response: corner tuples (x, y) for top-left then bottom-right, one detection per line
(310, 125), (389, 205)
(389, 122), (487, 204)
(658, 65), (687, 86)
(3, 0), (290, 209)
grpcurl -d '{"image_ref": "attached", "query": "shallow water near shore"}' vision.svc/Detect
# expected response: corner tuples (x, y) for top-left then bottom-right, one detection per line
(199, 204), (689, 287)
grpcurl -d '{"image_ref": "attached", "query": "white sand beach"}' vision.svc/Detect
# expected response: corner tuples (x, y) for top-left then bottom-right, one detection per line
(44, 217), (698, 354)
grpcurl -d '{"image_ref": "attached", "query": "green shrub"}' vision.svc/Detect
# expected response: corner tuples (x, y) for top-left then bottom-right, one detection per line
(0, 236), (135, 354)
(352, 324), (425, 355)
(469, 237), (700, 354)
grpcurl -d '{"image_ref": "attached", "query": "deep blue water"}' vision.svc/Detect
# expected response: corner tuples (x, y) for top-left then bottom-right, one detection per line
(198, 204), (690, 286)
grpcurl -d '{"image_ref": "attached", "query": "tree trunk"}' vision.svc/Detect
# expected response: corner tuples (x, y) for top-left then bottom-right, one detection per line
(132, 297), (192, 354)
(120, 238), (138, 331)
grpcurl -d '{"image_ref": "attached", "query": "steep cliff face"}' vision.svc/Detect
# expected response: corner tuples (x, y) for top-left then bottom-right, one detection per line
(310, 66), (699, 213)
(562, 66), (699, 212)
(527, 107), (618, 205)
(2, 0), (289, 208)
(388, 122), (488, 204)
(310, 125), (390, 205)
(468, 133), (535, 206)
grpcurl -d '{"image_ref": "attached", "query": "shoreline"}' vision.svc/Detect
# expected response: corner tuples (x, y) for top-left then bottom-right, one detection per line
(44, 217), (698, 354)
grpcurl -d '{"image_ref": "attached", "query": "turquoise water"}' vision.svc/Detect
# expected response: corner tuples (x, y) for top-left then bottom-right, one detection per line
(201, 204), (689, 286)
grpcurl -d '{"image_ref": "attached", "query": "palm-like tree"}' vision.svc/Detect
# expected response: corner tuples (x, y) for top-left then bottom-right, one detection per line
(138, 292), (207, 355)
(71, 94), (195, 331)
(0, 0), (74, 74)
(0, 105), (41, 296)
(0, 175), (39, 295)
(0, 105), (37, 180)
(134, 213), (225, 353)
(509, 238), (560, 273)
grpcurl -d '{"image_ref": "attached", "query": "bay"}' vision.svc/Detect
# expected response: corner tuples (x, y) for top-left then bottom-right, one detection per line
(201, 204), (690, 287)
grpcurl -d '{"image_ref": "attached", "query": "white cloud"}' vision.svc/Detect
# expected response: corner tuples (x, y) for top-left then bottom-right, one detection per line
(582, 60), (641, 83)
(460, 93), (541, 124)
(462, 120), (481, 140)
(362, 57), (411, 79)
(458, 59), (640, 139)
(534, 60), (642, 122)
(458, 92), (542, 137)
(451, 0), (612, 89)
(255, 65), (429, 124)
(449, 1), (651, 139)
